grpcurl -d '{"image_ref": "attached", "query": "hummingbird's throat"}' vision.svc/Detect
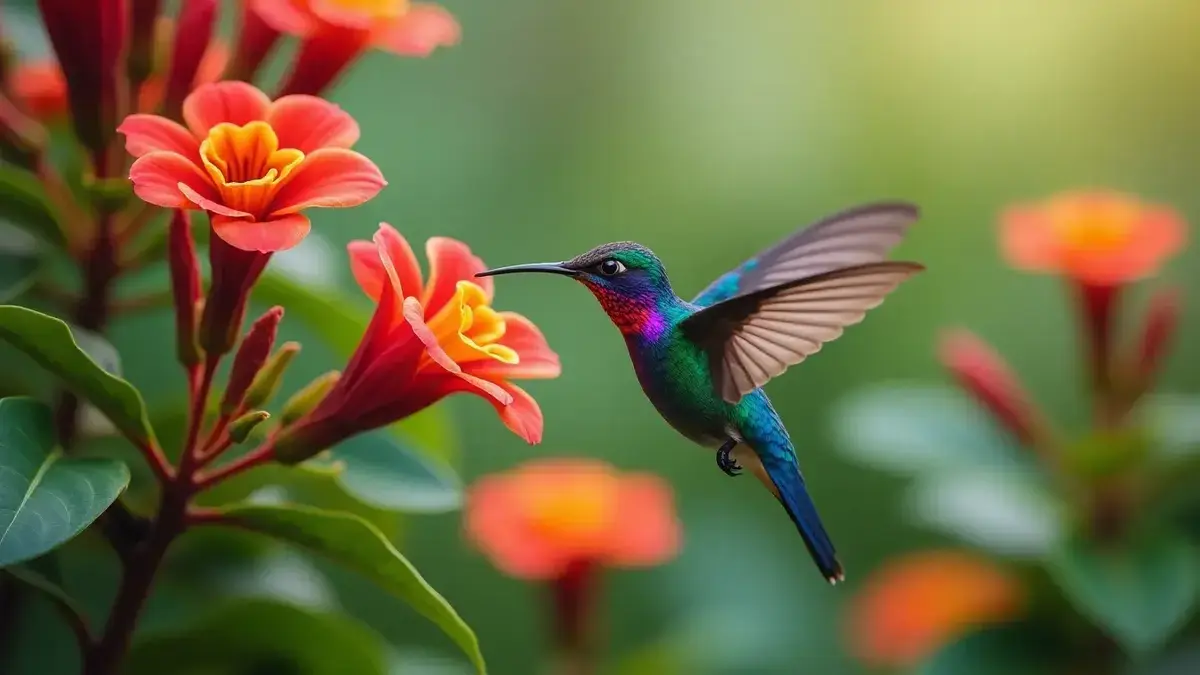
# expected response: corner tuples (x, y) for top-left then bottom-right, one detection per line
(585, 283), (666, 338)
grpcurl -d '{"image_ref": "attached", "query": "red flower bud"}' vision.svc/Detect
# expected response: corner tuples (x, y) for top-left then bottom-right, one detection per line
(939, 329), (1049, 450)
(199, 225), (272, 357)
(128, 0), (162, 86)
(221, 306), (283, 415)
(164, 0), (218, 117)
(168, 210), (203, 367)
(36, 0), (128, 153)
(227, 0), (281, 82)
(1129, 286), (1181, 399)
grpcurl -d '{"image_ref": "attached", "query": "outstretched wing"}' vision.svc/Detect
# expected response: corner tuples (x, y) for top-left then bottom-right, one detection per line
(690, 202), (920, 308)
(681, 262), (923, 403)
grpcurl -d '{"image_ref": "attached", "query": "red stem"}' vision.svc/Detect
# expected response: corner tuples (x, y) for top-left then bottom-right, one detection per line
(196, 433), (234, 469)
(193, 441), (275, 490)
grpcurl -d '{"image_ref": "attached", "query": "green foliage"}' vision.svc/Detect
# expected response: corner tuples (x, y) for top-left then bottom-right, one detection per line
(125, 598), (388, 675)
(0, 166), (65, 247)
(210, 503), (486, 673)
(918, 624), (1061, 675)
(0, 224), (40, 303)
(310, 429), (462, 513)
(3, 556), (90, 632)
(0, 306), (157, 447)
(0, 397), (129, 566)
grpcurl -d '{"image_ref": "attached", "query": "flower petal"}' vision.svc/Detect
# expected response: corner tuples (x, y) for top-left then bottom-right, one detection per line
(268, 148), (386, 215)
(182, 81), (272, 138)
(128, 151), (218, 209)
(118, 114), (201, 159)
(250, 0), (315, 36)
(349, 224), (423, 303)
(467, 312), (561, 380)
(422, 237), (491, 313)
(267, 95), (360, 153)
(372, 4), (461, 57)
(402, 297), (512, 406)
(465, 473), (569, 579)
(610, 475), (681, 566)
(178, 182), (253, 219)
(493, 382), (544, 444)
(212, 212), (311, 252)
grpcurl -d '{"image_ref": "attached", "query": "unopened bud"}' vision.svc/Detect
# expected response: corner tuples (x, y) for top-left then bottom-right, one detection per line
(280, 371), (340, 427)
(229, 410), (270, 443)
(242, 341), (300, 411)
(1134, 287), (1180, 392)
(220, 306), (283, 415)
(128, 0), (162, 86)
(168, 210), (202, 367)
(164, 0), (217, 117)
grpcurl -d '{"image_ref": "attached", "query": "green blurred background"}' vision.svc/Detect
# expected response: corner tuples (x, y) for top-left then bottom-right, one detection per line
(8, 0), (1200, 673)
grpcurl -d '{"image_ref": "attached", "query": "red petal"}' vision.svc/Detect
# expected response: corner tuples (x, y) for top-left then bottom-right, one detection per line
(465, 474), (569, 579)
(118, 114), (201, 159)
(267, 95), (360, 153)
(250, 0), (314, 35)
(493, 382), (544, 444)
(178, 183), (252, 219)
(610, 475), (680, 566)
(182, 81), (272, 138)
(372, 4), (461, 57)
(268, 148), (386, 215)
(309, 0), (378, 30)
(212, 213), (312, 252)
(422, 237), (490, 313)
(348, 224), (423, 302)
(467, 312), (561, 380)
(402, 297), (512, 406)
(128, 151), (217, 209)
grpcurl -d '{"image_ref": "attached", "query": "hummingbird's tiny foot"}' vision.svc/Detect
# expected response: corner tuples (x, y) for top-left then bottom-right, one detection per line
(716, 441), (741, 477)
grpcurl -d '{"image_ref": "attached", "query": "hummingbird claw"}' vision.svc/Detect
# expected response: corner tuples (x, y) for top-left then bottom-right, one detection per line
(716, 441), (742, 477)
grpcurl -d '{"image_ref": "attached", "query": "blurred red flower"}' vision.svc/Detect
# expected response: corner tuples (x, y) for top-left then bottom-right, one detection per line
(845, 550), (1024, 668)
(9, 61), (68, 122)
(273, 224), (561, 461)
(1001, 191), (1186, 285)
(465, 458), (680, 579)
(118, 81), (385, 252)
(252, 0), (460, 96)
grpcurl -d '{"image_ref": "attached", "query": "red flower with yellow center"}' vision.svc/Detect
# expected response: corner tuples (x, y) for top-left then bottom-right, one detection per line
(465, 458), (680, 579)
(1001, 191), (1186, 285)
(845, 550), (1024, 668)
(272, 224), (560, 462)
(118, 81), (385, 252)
(253, 0), (460, 96)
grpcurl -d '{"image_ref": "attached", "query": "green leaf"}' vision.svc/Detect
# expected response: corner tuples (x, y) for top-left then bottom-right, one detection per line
(1047, 531), (1199, 654)
(0, 224), (40, 303)
(832, 384), (1027, 474)
(313, 429), (462, 513)
(0, 397), (130, 566)
(213, 503), (485, 674)
(0, 166), (64, 247)
(125, 598), (387, 675)
(907, 470), (1063, 558)
(0, 305), (157, 448)
(4, 557), (90, 634)
(918, 624), (1062, 675)
(1140, 394), (1200, 460)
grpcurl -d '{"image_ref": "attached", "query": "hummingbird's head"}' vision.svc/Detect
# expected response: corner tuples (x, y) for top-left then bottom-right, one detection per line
(476, 242), (676, 333)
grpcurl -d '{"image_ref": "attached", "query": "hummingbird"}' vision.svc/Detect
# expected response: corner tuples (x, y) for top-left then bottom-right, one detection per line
(476, 202), (924, 583)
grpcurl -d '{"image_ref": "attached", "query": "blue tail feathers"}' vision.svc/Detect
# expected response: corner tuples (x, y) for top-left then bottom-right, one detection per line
(761, 453), (844, 584)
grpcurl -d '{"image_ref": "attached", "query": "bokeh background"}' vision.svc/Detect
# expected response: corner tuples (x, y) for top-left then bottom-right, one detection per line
(6, 1), (1200, 673)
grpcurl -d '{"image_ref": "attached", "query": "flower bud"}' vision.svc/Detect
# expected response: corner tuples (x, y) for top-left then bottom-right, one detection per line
(1129, 286), (1181, 399)
(227, 0), (281, 82)
(164, 0), (217, 118)
(128, 0), (162, 87)
(220, 306), (283, 416)
(229, 410), (270, 443)
(280, 370), (340, 427)
(168, 210), (202, 367)
(242, 341), (300, 411)
(199, 227), (272, 356)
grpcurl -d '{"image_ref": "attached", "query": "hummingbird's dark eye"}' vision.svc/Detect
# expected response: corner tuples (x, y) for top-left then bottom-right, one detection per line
(598, 259), (626, 276)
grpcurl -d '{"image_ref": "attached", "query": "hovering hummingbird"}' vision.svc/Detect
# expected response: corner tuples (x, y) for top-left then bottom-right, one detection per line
(476, 202), (924, 583)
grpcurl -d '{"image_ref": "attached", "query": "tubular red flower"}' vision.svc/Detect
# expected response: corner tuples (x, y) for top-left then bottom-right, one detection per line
(36, 0), (127, 153)
(163, 0), (218, 117)
(199, 228), (272, 356)
(118, 81), (386, 252)
(272, 224), (562, 462)
(168, 210), (203, 366)
(253, 0), (461, 96)
(221, 306), (283, 415)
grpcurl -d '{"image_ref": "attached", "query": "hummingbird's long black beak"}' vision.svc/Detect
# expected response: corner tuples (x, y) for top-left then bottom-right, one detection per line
(475, 262), (578, 278)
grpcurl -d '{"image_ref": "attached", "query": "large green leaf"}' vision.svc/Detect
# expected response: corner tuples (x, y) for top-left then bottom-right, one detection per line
(212, 503), (485, 674)
(0, 224), (39, 303)
(1047, 531), (1199, 655)
(0, 166), (64, 247)
(0, 397), (129, 566)
(4, 556), (91, 638)
(125, 598), (387, 675)
(0, 305), (157, 447)
(314, 429), (462, 513)
(918, 624), (1062, 675)
(831, 384), (1028, 474)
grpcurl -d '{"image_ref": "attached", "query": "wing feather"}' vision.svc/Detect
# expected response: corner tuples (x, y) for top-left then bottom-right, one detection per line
(682, 262), (923, 403)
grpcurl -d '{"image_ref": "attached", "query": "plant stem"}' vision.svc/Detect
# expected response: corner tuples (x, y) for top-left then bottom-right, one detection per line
(193, 441), (275, 490)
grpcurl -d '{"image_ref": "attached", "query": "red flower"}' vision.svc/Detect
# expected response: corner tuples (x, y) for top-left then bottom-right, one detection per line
(845, 550), (1024, 668)
(272, 224), (561, 461)
(1001, 191), (1186, 286)
(9, 61), (68, 123)
(465, 458), (680, 580)
(118, 81), (385, 252)
(253, 0), (460, 96)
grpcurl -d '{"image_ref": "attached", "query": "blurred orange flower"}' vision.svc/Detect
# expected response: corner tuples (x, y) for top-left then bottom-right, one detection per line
(846, 550), (1024, 668)
(1001, 191), (1186, 285)
(465, 458), (681, 579)
(9, 61), (68, 122)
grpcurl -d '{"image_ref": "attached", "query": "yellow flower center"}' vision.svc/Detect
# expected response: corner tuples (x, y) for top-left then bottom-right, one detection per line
(199, 121), (304, 217)
(424, 281), (519, 366)
(320, 0), (408, 20)
(1049, 197), (1138, 253)
(523, 473), (619, 548)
